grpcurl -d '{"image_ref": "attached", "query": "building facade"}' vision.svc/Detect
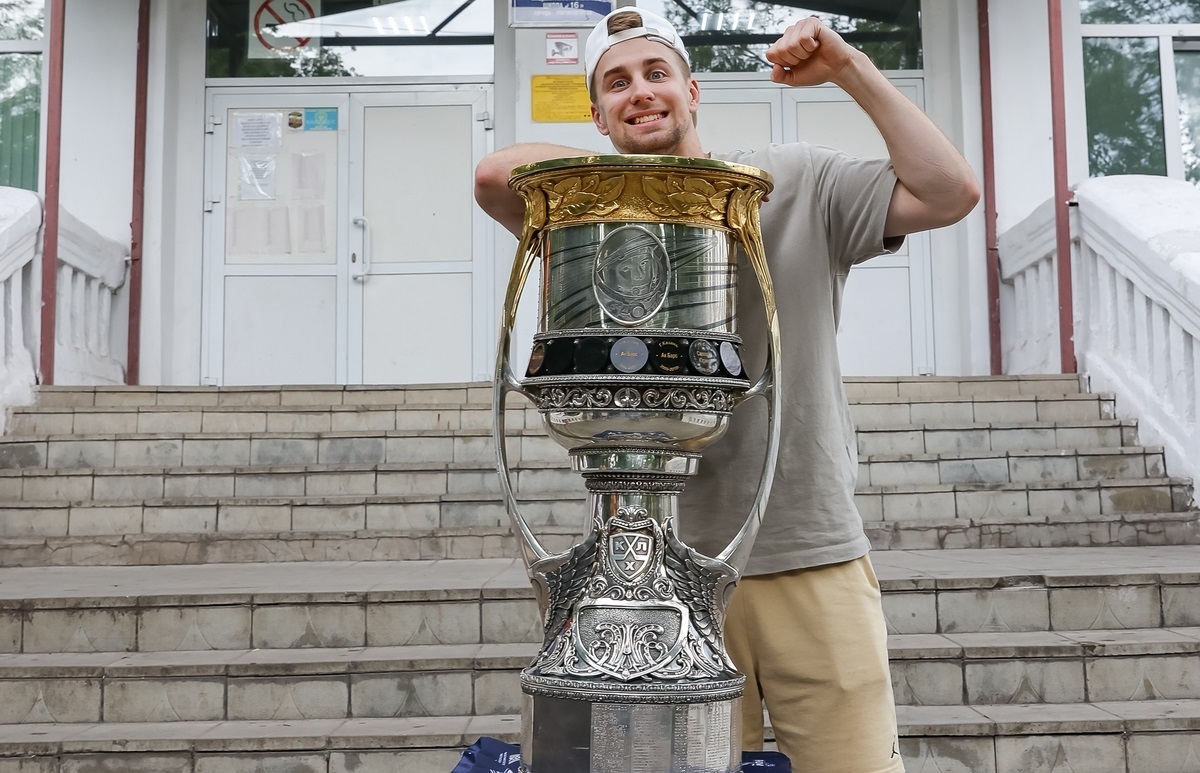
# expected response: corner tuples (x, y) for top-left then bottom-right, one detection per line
(2, 0), (1198, 387)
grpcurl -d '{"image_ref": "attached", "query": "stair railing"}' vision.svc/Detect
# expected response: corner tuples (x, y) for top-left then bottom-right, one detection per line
(1000, 175), (1200, 486)
(0, 187), (42, 431)
(54, 206), (129, 385)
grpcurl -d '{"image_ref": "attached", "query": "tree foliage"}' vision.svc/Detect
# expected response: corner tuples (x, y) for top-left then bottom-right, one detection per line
(1084, 37), (1168, 176)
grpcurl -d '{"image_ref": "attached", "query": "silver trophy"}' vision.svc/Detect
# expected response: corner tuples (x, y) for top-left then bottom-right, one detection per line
(493, 155), (782, 773)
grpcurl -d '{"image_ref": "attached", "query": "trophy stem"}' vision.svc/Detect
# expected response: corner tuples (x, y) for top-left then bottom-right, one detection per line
(518, 449), (744, 773)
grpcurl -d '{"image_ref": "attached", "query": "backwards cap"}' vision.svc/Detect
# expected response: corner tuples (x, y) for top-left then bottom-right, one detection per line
(584, 8), (690, 90)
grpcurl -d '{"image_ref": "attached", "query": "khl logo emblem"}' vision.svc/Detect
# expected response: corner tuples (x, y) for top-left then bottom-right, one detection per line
(609, 531), (654, 582)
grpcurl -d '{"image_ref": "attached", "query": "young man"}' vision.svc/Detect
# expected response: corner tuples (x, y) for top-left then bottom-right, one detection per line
(475, 9), (980, 772)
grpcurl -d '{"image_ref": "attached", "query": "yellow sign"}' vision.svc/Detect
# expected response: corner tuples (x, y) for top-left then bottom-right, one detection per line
(531, 75), (593, 123)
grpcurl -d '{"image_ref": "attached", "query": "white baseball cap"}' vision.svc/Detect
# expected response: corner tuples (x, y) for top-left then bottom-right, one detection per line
(584, 8), (690, 91)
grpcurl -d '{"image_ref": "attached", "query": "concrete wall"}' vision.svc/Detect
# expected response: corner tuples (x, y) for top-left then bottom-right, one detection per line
(142, 0), (207, 385)
(988, 0), (1089, 234)
(60, 0), (138, 245)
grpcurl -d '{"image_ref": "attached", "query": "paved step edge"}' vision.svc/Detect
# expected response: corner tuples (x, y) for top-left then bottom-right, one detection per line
(3, 627), (1199, 678)
(0, 699), (1198, 756)
(2, 513), (1198, 568)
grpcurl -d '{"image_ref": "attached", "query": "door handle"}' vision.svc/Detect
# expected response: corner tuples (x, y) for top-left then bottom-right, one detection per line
(352, 216), (371, 281)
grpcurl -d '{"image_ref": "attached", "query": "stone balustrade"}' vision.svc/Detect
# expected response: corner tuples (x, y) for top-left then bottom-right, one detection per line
(1001, 175), (1200, 486)
(0, 187), (130, 432)
(0, 187), (41, 432)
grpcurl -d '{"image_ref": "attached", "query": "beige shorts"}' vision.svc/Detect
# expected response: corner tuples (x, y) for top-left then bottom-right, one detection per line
(726, 554), (905, 773)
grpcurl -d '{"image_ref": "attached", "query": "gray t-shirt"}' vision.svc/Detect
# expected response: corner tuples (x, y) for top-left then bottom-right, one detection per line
(678, 142), (901, 577)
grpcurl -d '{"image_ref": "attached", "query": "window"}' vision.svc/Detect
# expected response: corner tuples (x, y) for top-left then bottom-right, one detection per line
(0, 0), (43, 191)
(1080, 1), (1200, 182)
(206, 0), (493, 78)
(641, 0), (921, 73)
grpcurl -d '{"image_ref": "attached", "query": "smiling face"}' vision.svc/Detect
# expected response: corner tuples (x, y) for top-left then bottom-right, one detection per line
(590, 36), (703, 157)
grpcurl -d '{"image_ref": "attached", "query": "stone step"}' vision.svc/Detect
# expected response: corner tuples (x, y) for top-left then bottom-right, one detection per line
(0, 548), (1198, 654)
(10, 392), (1112, 437)
(2, 510), (1197, 568)
(1, 476), (1191, 544)
(28, 374), (1084, 409)
(0, 461), (580, 503)
(0, 430), (567, 472)
(0, 420), (1145, 475)
(0, 699), (1196, 773)
(0, 445), (1170, 506)
(3, 627), (1198, 725)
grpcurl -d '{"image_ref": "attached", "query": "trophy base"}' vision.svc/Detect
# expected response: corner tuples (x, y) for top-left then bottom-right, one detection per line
(519, 692), (742, 773)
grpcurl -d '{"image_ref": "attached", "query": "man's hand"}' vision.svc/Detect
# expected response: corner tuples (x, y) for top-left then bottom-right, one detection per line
(765, 16), (858, 89)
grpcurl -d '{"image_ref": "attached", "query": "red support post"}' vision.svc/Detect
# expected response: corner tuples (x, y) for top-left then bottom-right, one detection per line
(39, 0), (66, 385)
(978, 0), (1002, 375)
(1047, 0), (1077, 373)
(127, 0), (151, 385)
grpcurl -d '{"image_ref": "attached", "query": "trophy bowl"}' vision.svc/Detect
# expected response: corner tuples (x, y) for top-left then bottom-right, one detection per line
(492, 155), (782, 773)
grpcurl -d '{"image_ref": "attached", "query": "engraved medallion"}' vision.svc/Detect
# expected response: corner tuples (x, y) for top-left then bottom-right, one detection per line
(574, 337), (610, 374)
(611, 336), (650, 373)
(719, 341), (743, 377)
(652, 339), (687, 374)
(688, 339), (720, 376)
(593, 225), (671, 326)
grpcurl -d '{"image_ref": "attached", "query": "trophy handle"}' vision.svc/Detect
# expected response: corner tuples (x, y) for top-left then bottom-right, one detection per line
(715, 216), (783, 576)
(493, 226), (551, 567)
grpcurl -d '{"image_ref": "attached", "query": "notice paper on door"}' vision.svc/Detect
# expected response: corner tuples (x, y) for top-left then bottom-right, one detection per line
(238, 154), (278, 201)
(227, 206), (291, 256)
(233, 112), (283, 148)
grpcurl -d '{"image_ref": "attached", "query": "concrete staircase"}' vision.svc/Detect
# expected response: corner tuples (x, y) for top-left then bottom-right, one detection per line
(1, 376), (1199, 773)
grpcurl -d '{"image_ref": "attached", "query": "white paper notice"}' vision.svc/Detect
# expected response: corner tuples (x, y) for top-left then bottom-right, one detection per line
(233, 112), (283, 148)
(292, 152), (326, 199)
(238, 155), (277, 201)
(293, 202), (327, 253)
(228, 206), (291, 256)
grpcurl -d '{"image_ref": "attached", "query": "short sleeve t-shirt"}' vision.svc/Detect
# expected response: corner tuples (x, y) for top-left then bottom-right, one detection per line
(678, 143), (900, 577)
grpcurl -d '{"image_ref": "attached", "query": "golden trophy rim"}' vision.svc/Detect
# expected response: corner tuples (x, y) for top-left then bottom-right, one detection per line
(510, 153), (774, 189)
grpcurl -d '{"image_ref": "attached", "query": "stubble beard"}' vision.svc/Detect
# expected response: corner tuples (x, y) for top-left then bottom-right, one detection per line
(614, 119), (692, 156)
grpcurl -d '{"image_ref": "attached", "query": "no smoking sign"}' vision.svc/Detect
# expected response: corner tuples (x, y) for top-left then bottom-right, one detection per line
(249, 0), (321, 59)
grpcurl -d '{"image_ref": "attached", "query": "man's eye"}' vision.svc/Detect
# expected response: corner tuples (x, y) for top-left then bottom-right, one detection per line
(610, 78), (628, 89)
(649, 70), (666, 80)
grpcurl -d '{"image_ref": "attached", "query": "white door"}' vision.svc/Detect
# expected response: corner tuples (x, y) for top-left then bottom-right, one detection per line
(203, 87), (493, 386)
(698, 76), (934, 376)
(347, 90), (492, 385)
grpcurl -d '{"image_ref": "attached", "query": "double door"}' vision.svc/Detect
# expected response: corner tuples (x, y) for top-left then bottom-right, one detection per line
(202, 86), (493, 385)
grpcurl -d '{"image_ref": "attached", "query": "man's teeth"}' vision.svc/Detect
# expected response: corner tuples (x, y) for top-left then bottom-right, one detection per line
(633, 114), (664, 124)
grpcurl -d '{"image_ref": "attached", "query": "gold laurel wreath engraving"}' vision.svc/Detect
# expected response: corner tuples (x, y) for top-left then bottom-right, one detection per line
(642, 175), (734, 221)
(542, 174), (625, 222)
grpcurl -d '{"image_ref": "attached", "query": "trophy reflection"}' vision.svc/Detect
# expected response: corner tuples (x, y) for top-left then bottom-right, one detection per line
(493, 156), (782, 773)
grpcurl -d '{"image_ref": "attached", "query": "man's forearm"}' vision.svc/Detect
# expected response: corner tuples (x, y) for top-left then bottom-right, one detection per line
(475, 143), (595, 237)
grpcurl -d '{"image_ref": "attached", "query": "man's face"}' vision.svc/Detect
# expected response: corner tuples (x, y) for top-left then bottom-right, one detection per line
(590, 36), (702, 156)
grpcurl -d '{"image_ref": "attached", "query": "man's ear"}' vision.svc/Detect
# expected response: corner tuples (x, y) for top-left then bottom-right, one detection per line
(688, 78), (700, 112)
(591, 104), (610, 136)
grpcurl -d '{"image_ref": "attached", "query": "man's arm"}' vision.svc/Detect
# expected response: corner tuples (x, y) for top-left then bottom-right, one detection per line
(765, 18), (981, 238)
(475, 143), (594, 237)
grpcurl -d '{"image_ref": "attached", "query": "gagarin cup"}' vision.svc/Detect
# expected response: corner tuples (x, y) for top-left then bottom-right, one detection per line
(493, 155), (782, 773)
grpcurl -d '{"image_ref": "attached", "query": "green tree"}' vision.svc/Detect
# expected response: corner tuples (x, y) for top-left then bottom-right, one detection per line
(1084, 37), (1168, 175)
(1081, 0), (1200, 25)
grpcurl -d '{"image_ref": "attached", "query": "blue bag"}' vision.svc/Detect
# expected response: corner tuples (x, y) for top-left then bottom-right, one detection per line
(452, 738), (791, 772)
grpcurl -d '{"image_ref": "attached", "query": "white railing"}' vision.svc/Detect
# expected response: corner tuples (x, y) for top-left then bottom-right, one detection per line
(0, 187), (130, 432)
(55, 208), (129, 385)
(0, 188), (41, 433)
(997, 197), (1061, 374)
(1000, 175), (1200, 484)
